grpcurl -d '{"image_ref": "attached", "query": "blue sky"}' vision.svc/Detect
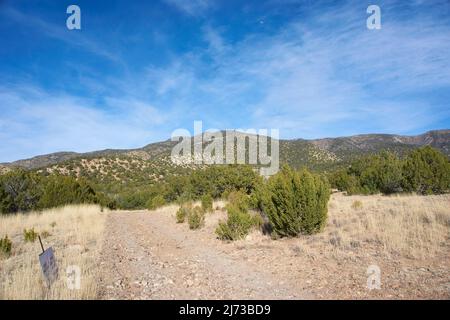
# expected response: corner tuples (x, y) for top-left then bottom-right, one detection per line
(1, 0), (449, 162)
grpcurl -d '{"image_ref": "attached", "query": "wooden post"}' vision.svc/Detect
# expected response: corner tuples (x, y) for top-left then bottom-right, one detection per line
(38, 235), (45, 253)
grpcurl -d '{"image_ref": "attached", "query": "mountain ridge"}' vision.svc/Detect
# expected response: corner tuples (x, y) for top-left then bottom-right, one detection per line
(1, 129), (449, 171)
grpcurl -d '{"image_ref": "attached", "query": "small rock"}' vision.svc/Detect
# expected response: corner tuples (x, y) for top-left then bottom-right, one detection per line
(186, 279), (194, 287)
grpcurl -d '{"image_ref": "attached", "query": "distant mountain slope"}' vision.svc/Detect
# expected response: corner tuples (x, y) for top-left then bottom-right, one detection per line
(309, 130), (450, 156)
(2, 129), (449, 171)
(3, 152), (80, 169)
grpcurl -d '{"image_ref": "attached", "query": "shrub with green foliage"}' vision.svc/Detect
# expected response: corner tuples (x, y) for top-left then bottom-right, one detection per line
(329, 170), (362, 195)
(96, 192), (117, 210)
(147, 195), (166, 210)
(216, 206), (255, 241)
(216, 190), (260, 241)
(201, 194), (213, 213)
(176, 191), (193, 205)
(359, 151), (403, 194)
(176, 203), (191, 223)
(165, 165), (259, 201)
(38, 175), (99, 209)
(0, 235), (12, 257)
(187, 206), (205, 230)
(23, 228), (38, 243)
(258, 165), (330, 237)
(0, 169), (114, 214)
(226, 190), (249, 212)
(330, 147), (449, 195)
(344, 151), (403, 194)
(165, 175), (193, 203)
(176, 207), (186, 223)
(402, 146), (450, 194)
(0, 169), (42, 214)
(117, 189), (155, 210)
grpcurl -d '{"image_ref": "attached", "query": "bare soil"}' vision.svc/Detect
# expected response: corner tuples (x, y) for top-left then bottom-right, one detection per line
(96, 199), (449, 300)
(97, 208), (309, 299)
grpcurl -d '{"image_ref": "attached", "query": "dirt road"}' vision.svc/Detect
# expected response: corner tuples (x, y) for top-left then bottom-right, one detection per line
(97, 207), (310, 299)
(96, 198), (449, 300)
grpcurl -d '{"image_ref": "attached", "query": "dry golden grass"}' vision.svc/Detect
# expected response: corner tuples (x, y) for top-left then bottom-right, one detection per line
(0, 205), (108, 299)
(326, 193), (450, 258)
(1, 194), (448, 300)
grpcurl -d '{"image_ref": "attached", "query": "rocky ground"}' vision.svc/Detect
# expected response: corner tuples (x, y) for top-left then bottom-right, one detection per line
(96, 198), (450, 300)
(96, 207), (309, 299)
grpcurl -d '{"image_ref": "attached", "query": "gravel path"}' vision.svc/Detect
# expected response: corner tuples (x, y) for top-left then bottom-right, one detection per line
(97, 209), (310, 300)
(96, 200), (450, 300)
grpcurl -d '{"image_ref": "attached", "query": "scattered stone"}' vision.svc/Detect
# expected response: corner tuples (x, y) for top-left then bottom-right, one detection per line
(186, 279), (194, 287)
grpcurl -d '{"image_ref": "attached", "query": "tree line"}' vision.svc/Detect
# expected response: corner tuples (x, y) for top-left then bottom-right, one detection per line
(115, 164), (261, 210)
(329, 146), (450, 195)
(0, 169), (115, 214)
(1, 146), (448, 224)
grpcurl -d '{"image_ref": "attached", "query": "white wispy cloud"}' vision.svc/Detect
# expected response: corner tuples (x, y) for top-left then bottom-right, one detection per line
(143, 0), (450, 138)
(1, 0), (449, 162)
(0, 6), (121, 63)
(164, 0), (213, 16)
(0, 84), (170, 162)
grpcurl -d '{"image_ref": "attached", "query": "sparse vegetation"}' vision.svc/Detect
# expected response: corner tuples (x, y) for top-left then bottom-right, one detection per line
(201, 194), (213, 213)
(147, 195), (166, 210)
(0, 235), (12, 257)
(0, 205), (107, 299)
(176, 203), (191, 223)
(40, 230), (51, 238)
(96, 192), (450, 299)
(327, 193), (450, 258)
(351, 200), (363, 210)
(1, 130), (449, 299)
(187, 206), (205, 230)
(227, 190), (250, 212)
(216, 207), (255, 241)
(23, 228), (38, 243)
(3, 141), (448, 217)
(216, 190), (262, 241)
